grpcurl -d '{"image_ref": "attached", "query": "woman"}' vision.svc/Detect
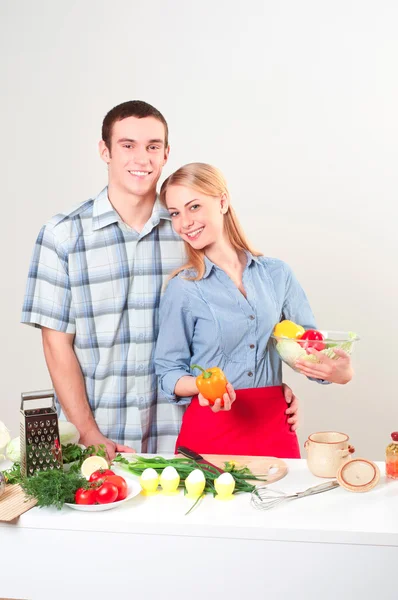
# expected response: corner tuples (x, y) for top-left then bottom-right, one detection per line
(154, 163), (353, 457)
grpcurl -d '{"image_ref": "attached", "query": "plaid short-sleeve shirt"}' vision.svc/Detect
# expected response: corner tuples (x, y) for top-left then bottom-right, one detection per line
(21, 187), (187, 452)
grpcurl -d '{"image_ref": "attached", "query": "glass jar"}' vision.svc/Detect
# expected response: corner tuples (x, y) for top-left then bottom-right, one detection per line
(386, 432), (398, 479)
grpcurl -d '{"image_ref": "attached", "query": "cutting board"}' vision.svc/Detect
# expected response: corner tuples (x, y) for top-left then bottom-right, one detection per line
(0, 484), (37, 522)
(176, 454), (288, 485)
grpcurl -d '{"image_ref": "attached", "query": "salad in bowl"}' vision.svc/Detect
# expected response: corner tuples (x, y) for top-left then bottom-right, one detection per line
(271, 320), (359, 373)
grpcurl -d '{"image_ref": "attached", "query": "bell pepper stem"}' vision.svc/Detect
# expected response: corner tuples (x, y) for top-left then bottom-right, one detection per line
(191, 364), (212, 379)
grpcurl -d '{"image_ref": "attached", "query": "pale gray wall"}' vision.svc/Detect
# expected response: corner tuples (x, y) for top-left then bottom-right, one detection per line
(1, 0), (397, 459)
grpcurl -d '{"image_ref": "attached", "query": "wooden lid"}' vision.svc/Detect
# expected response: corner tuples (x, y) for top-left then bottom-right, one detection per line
(337, 458), (380, 492)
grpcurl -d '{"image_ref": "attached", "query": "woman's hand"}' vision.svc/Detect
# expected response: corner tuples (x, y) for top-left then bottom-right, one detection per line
(198, 382), (236, 412)
(295, 348), (353, 384)
(282, 383), (299, 431)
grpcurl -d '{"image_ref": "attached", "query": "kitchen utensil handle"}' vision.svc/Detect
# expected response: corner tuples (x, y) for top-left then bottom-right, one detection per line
(297, 481), (339, 498)
(20, 389), (55, 410)
(340, 445), (355, 458)
(177, 446), (203, 461)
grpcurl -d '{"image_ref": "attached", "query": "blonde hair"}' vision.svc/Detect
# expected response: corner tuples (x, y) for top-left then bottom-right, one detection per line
(159, 162), (262, 280)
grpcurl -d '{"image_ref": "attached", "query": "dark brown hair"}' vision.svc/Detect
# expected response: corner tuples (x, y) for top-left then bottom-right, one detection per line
(102, 100), (169, 152)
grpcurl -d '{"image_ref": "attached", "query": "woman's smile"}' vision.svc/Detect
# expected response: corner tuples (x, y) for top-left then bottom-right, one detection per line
(185, 226), (205, 241)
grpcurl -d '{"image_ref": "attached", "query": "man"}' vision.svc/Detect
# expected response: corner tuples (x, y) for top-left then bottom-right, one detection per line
(21, 100), (299, 459)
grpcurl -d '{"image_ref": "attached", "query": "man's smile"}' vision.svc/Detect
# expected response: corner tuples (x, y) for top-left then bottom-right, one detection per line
(128, 170), (151, 178)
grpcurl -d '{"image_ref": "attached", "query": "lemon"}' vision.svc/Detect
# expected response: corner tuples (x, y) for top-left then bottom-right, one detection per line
(274, 320), (305, 339)
(80, 455), (109, 479)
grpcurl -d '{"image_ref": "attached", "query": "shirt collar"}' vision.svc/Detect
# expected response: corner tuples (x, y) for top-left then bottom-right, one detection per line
(202, 250), (260, 279)
(92, 187), (171, 232)
(92, 187), (120, 231)
(150, 196), (172, 227)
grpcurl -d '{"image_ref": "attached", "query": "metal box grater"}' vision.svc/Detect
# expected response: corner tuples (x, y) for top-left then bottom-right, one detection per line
(20, 389), (63, 477)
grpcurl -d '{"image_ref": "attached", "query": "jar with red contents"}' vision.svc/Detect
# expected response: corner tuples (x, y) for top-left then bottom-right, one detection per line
(386, 432), (398, 479)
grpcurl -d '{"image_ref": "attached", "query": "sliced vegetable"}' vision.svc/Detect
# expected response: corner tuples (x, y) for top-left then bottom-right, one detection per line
(81, 455), (109, 479)
(62, 443), (107, 471)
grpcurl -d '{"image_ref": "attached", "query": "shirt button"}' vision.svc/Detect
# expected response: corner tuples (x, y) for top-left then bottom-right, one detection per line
(249, 315), (255, 320)
(248, 371), (253, 377)
(250, 344), (255, 349)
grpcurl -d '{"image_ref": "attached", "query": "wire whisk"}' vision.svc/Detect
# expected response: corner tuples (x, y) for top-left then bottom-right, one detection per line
(251, 480), (340, 510)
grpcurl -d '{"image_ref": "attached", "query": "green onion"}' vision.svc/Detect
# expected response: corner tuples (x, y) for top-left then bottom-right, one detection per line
(113, 454), (265, 513)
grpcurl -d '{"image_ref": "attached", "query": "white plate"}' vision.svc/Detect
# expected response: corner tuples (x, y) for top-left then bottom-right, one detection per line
(64, 477), (142, 512)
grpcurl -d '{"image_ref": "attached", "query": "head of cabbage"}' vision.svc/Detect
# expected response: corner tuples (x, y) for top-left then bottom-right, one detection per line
(5, 420), (80, 463)
(0, 420), (11, 461)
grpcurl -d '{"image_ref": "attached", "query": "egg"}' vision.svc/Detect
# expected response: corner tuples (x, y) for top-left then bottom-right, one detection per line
(185, 469), (206, 498)
(214, 472), (235, 500)
(139, 468), (160, 495)
(160, 466), (180, 495)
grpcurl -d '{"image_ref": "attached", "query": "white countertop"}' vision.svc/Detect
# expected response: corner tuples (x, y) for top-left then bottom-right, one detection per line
(1, 457), (397, 547)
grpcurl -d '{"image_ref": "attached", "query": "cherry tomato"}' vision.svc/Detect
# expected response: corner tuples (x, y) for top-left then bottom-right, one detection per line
(298, 329), (326, 352)
(104, 475), (128, 501)
(89, 469), (115, 483)
(75, 487), (97, 505)
(96, 481), (119, 504)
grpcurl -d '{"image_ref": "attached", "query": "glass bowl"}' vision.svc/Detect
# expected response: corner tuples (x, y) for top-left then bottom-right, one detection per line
(271, 330), (359, 372)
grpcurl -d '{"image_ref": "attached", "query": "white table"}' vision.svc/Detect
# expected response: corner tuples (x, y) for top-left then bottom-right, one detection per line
(1, 458), (397, 600)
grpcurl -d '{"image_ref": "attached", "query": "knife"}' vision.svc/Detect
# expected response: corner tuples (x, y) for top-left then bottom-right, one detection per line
(177, 446), (225, 475)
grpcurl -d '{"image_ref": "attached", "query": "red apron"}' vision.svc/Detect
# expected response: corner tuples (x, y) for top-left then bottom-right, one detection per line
(175, 386), (300, 458)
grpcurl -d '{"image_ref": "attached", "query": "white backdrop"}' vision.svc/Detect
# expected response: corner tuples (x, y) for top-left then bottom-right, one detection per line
(1, 0), (397, 459)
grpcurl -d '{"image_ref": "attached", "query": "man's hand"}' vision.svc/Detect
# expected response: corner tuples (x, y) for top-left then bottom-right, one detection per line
(79, 430), (135, 462)
(295, 348), (353, 384)
(283, 383), (299, 431)
(198, 382), (236, 413)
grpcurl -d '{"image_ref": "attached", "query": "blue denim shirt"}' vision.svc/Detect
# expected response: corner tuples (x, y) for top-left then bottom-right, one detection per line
(155, 253), (323, 404)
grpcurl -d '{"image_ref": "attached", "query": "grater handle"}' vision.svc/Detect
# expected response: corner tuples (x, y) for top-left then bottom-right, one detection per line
(20, 389), (56, 410)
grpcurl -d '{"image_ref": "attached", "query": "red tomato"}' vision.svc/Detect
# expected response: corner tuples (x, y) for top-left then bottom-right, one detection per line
(298, 329), (326, 352)
(89, 469), (115, 483)
(104, 475), (128, 501)
(96, 481), (119, 504)
(75, 487), (97, 505)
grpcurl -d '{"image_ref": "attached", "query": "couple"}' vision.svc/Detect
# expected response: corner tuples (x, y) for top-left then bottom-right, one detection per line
(21, 100), (353, 460)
